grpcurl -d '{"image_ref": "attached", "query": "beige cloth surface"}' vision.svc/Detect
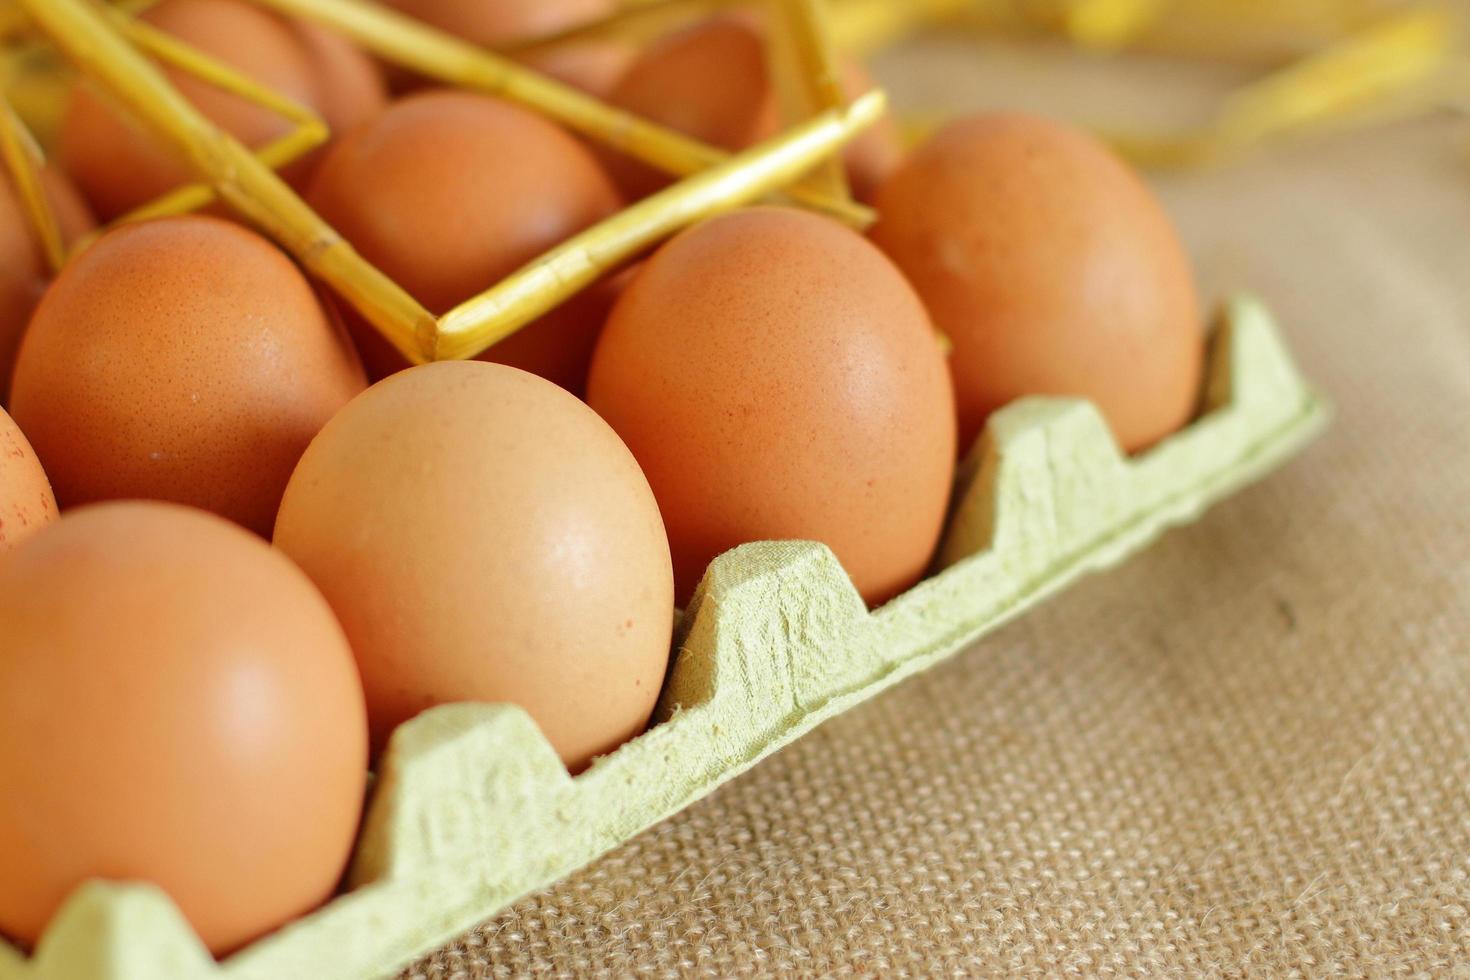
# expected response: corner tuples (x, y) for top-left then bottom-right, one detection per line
(405, 39), (1470, 978)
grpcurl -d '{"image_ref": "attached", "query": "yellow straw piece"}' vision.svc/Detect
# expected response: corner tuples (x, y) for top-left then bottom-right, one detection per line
(767, 0), (852, 202)
(0, 0), (150, 44)
(924, 0), (1424, 65)
(1106, 5), (1460, 168)
(826, 0), (979, 57)
(115, 15), (326, 143)
(0, 94), (65, 272)
(1084, 0), (1427, 64)
(0, 39), (71, 145)
(1211, 5), (1459, 154)
(1062, 0), (1170, 50)
(437, 89), (886, 360)
(250, 0), (873, 227)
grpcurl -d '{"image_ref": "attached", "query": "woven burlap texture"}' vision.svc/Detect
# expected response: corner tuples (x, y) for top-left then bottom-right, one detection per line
(405, 43), (1470, 978)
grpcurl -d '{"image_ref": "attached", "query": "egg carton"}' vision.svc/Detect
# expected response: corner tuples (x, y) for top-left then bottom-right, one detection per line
(0, 293), (1329, 979)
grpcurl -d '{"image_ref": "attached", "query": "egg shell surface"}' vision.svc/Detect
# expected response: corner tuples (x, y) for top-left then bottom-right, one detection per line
(0, 501), (367, 955)
(9, 215), (366, 535)
(273, 360), (675, 770)
(870, 113), (1205, 454)
(0, 407), (55, 552)
(587, 206), (957, 607)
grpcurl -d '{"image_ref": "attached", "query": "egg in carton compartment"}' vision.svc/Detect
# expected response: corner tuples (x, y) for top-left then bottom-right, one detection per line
(0, 292), (1327, 979)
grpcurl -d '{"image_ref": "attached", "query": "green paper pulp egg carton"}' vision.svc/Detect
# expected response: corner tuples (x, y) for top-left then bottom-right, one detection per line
(0, 294), (1329, 980)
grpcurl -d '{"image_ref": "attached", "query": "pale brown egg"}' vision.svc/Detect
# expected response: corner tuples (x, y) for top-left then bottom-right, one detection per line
(274, 361), (674, 770)
(0, 501), (367, 955)
(870, 113), (1205, 455)
(59, 0), (385, 221)
(384, 0), (614, 47)
(603, 15), (903, 201)
(0, 164), (94, 404)
(0, 407), (55, 553)
(306, 90), (622, 393)
(586, 207), (956, 607)
(9, 215), (366, 536)
(601, 15), (774, 198)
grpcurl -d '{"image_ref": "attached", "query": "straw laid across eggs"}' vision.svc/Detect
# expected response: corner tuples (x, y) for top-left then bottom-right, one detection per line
(0, 0), (1205, 960)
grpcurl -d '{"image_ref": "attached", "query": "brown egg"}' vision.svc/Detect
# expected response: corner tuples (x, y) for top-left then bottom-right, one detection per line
(58, 0), (385, 221)
(274, 361), (674, 769)
(0, 164), (94, 404)
(587, 207), (956, 607)
(0, 501), (367, 955)
(385, 0), (614, 47)
(306, 90), (622, 392)
(601, 15), (774, 198)
(282, 19), (388, 179)
(9, 215), (366, 536)
(870, 113), (1205, 455)
(521, 38), (636, 98)
(286, 19), (387, 137)
(603, 15), (903, 201)
(0, 407), (55, 553)
(60, 0), (320, 220)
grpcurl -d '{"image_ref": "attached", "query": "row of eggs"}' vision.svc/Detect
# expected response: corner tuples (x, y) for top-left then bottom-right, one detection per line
(0, 0), (1202, 960)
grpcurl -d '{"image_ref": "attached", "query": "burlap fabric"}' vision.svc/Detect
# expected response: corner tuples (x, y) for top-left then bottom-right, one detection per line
(404, 39), (1470, 977)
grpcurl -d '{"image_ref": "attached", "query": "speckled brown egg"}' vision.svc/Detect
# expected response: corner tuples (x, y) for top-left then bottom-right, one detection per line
(870, 113), (1204, 455)
(0, 407), (55, 553)
(273, 361), (674, 770)
(602, 15), (903, 201)
(307, 90), (622, 392)
(0, 501), (367, 955)
(9, 215), (366, 536)
(587, 207), (956, 607)
(0, 164), (94, 405)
